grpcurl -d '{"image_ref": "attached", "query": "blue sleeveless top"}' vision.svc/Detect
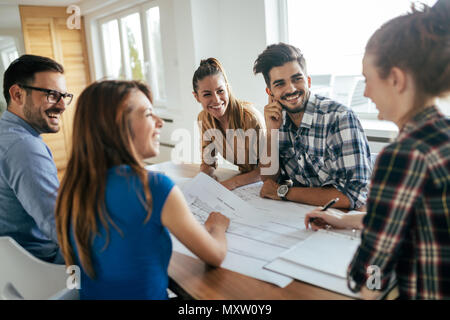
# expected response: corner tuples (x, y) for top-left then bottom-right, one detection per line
(72, 165), (175, 299)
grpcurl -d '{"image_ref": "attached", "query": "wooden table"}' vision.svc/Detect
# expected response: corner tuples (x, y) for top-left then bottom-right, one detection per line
(148, 162), (353, 300)
(168, 252), (352, 300)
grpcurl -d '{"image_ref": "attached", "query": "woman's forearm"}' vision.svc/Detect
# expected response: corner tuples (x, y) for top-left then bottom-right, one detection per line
(344, 211), (366, 229)
(221, 167), (261, 190)
(200, 163), (216, 178)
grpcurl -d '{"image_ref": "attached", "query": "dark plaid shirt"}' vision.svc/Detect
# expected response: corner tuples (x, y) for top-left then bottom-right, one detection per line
(278, 93), (372, 209)
(347, 106), (450, 299)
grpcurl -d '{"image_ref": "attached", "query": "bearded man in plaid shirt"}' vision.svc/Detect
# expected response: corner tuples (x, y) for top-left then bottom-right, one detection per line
(254, 43), (372, 210)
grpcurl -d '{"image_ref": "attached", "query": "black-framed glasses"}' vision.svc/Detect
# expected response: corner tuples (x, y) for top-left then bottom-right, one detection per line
(19, 84), (73, 106)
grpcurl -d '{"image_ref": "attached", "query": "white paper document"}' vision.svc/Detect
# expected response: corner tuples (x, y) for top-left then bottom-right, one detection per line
(168, 171), (373, 296)
(264, 229), (362, 298)
(233, 182), (315, 227)
(174, 173), (319, 288)
(278, 229), (361, 278)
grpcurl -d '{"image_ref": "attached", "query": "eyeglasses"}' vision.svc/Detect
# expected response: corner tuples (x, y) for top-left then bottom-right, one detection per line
(19, 84), (73, 106)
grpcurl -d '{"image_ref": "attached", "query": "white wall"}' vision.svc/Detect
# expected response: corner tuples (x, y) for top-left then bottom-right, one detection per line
(168, 0), (271, 120)
(205, 0), (268, 110)
(167, 0), (272, 163)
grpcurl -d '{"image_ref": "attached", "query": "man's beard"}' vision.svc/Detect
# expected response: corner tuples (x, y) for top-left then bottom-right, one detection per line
(280, 90), (310, 114)
(23, 98), (60, 134)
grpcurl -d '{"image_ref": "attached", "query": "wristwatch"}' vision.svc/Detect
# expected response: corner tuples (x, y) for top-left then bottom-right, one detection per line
(277, 184), (290, 201)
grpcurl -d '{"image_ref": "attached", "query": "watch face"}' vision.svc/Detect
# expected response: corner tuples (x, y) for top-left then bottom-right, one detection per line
(277, 184), (289, 197)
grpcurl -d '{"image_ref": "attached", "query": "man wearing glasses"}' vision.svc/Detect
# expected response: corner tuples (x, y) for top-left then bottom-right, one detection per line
(0, 54), (73, 263)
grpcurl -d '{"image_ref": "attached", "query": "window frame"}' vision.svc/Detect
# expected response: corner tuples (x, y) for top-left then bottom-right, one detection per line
(97, 0), (167, 108)
(142, 2), (166, 105)
(0, 44), (19, 70)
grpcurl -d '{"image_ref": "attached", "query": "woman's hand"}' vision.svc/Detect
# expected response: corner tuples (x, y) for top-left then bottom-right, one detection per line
(200, 164), (219, 181)
(221, 178), (237, 190)
(360, 286), (382, 300)
(304, 207), (365, 230)
(204, 211), (230, 233)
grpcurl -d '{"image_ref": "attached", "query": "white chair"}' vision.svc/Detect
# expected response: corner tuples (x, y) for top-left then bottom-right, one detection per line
(0, 236), (78, 300)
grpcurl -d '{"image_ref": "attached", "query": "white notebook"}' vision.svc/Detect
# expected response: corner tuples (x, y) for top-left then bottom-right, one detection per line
(264, 229), (363, 298)
(276, 229), (361, 278)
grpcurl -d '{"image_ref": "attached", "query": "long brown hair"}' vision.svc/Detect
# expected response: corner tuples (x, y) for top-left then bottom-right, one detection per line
(192, 57), (253, 131)
(55, 80), (153, 278)
(366, 0), (450, 111)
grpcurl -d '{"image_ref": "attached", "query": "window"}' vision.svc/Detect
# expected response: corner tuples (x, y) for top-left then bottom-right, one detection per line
(101, 20), (122, 79)
(145, 7), (166, 102)
(284, 0), (443, 118)
(99, 2), (166, 106)
(121, 12), (145, 81)
(1, 45), (19, 70)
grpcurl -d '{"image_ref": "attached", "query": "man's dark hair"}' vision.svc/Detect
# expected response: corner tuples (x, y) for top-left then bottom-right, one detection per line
(253, 43), (307, 88)
(3, 54), (64, 106)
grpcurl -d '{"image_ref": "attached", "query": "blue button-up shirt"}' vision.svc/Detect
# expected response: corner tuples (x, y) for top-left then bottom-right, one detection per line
(0, 110), (63, 263)
(278, 93), (372, 209)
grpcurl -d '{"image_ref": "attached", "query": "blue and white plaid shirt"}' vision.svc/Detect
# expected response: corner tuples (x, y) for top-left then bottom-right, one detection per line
(278, 93), (372, 209)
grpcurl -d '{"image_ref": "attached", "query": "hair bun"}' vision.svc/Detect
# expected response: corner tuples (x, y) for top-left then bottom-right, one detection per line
(200, 58), (220, 67)
(429, 0), (450, 28)
(431, 0), (449, 12)
(199, 59), (210, 66)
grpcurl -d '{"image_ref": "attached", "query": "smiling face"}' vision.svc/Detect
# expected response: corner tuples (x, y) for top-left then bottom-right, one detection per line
(127, 90), (164, 160)
(22, 71), (67, 133)
(193, 74), (229, 122)
(266, 60), (311, 113)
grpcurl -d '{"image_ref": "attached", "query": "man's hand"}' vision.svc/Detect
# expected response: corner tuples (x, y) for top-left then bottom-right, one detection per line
(260, 179), (281, 200)
(264, 95), (283, 132)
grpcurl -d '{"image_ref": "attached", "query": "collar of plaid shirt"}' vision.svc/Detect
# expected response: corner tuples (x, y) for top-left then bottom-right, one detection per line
(398, 105), (442, 140)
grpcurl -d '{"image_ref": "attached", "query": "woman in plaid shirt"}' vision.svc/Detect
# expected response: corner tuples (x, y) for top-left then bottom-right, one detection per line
(305, 0), (450, 299)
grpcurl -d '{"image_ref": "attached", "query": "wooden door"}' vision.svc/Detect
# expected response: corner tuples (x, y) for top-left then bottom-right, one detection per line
(19, 6), (91, 180)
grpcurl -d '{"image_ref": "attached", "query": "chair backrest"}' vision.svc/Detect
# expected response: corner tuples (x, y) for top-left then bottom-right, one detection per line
(0, 236), (78, 300)
(310, 74), (332, 87)
(310, 74), (333, 97)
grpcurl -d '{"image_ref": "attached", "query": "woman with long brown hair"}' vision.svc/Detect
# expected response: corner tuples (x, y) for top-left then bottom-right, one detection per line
(193, 58), (264, 190)
(55, 80), (229, 299)
(304, 0), (450, 299)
